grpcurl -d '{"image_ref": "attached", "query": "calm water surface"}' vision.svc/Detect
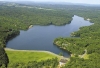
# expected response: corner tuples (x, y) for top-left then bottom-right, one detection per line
(6, 15), (93, 57)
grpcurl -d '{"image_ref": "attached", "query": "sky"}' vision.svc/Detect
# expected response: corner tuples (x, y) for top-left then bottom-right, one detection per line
(0, 0), (100, 4)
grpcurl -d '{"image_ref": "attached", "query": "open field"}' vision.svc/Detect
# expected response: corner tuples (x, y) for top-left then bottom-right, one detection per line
(5, 48), (62, 63)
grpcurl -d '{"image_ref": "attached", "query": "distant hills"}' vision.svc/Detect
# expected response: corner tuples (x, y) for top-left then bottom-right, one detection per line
(0, 1), (100, 7)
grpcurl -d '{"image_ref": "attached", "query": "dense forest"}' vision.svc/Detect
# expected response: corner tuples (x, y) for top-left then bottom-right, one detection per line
(0, 1), (100, 68)
(0, 2), (73, 67)
(54, 4), (100, 68)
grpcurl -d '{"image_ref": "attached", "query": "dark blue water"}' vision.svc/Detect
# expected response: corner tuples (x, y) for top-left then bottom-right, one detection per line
(6, 15), (93, 57)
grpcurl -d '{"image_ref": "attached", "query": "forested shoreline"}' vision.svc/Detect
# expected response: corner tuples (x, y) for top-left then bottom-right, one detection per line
(0, 2), (100, 68)
(0, 3), (73, 67)
(54, 6), (100, 68)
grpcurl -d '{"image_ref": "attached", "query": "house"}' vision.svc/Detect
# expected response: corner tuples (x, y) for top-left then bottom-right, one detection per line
(59, 59), (67, 67)
(87, 18), (91, 21)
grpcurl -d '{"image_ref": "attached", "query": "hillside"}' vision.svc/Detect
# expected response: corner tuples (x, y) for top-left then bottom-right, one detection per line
(0, 2), (100, 68)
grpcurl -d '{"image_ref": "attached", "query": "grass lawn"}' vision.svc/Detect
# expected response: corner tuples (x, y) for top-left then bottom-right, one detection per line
(6, 50), (58, 63)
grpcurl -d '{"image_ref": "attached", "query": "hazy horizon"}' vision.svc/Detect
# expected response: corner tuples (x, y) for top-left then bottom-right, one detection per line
(0, 0), (100, 5)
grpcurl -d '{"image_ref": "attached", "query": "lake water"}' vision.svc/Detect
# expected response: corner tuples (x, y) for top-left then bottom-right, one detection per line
(6, 15), (93, 57)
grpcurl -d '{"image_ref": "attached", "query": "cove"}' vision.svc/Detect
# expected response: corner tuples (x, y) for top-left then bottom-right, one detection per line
(6, 15), (93, 57)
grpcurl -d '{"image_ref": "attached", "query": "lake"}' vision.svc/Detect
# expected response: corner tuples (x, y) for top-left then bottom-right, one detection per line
(6, 15), (93, 57)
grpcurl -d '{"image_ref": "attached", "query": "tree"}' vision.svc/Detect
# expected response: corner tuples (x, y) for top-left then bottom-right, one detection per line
(0, 46), (9, 67)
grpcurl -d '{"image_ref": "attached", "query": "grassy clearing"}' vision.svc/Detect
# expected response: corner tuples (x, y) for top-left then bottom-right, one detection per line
(6, 50), (59, 64)
(83, 54), (89, 59)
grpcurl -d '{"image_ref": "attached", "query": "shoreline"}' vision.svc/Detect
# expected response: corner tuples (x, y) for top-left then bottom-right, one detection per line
(5, 48), (69, 60)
